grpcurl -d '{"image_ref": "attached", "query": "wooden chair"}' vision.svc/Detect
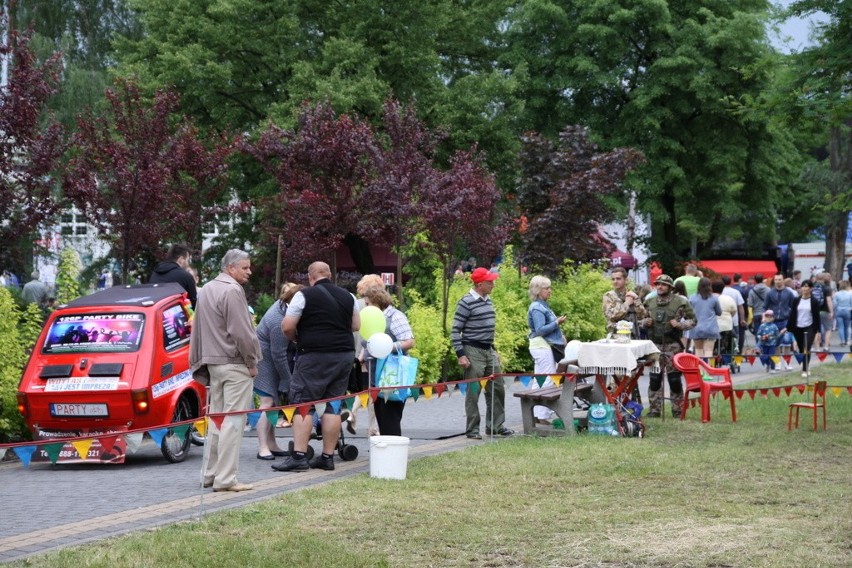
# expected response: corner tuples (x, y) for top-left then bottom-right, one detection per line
(672, 352), (737, 423)
(788, 380), (827, 431)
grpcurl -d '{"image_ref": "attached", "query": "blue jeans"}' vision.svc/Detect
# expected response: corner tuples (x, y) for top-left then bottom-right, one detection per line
(837, 308), (851, 344)
(759, 344), (776, 370)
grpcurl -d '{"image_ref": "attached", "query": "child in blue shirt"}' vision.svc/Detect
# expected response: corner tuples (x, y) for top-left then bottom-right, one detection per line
(756, 310), (780, 373)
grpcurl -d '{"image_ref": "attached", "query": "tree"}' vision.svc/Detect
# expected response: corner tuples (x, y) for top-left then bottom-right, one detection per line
(242, 101), (380, 276)
(63, 79), (234, 282)
(503, 0), (798, 273)
(516, 125), (644, 275)
(782, 0), (852, 279)
(362, 100), (442, 294)
(420, 148), (508, 335)
(0, 31), (65, 271)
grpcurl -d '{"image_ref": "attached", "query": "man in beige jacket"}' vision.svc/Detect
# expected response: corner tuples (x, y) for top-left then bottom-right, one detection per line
(190, 249), (261, 492)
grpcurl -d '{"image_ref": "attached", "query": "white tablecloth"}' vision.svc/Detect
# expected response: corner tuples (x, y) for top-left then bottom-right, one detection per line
(576, 340), (660, 375)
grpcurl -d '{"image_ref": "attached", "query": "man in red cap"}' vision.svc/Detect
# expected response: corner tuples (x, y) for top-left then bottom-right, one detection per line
(451, 266), (513, 439)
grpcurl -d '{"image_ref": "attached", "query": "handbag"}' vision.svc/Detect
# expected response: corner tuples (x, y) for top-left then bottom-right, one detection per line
(347, 358), (367, 393)
(374, 347), (419, 402)
(549, 342), (566, 364)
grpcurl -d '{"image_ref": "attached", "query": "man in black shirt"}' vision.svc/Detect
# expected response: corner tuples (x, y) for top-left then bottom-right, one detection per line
(274, 262), (361, 472)
(149, 244), (198, 309)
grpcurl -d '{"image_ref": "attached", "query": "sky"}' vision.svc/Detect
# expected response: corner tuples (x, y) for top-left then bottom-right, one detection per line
(771, 0), (828, 53)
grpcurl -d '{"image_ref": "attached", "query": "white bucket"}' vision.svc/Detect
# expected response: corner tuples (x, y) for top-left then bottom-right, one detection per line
(369, 435), (410, 480)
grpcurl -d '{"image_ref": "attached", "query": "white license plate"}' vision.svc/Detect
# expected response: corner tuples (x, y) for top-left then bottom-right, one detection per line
(49, 403), (109, 417)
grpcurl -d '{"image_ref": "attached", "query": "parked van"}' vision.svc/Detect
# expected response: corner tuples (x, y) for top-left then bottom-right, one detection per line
(16, 284), (206, 464)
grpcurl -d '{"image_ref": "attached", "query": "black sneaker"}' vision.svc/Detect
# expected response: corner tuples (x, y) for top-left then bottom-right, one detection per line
(272, 455), (309, 472)
(308, 454), (335, 471)
(485, 427), (514, 437)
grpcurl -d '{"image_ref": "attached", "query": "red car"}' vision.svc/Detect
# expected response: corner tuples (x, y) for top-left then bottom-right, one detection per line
(16, 284), (206, 463)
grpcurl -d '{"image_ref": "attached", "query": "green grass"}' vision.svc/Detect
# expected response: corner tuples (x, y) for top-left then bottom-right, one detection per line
(13, 369), (852, 568)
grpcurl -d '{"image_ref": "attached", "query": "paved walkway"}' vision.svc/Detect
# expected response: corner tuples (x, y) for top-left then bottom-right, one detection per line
(0, 349), (814, 563)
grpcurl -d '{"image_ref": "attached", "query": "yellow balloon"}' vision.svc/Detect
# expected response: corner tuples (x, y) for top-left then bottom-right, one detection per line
(359, 305), (386, 339)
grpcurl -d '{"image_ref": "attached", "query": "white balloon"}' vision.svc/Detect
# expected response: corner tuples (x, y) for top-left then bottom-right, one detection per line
(564, 340), (582, 362)
(367, 332), (394, 358)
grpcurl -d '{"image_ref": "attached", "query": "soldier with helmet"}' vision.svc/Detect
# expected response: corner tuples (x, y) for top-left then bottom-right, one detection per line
(640, 274), (697, 417)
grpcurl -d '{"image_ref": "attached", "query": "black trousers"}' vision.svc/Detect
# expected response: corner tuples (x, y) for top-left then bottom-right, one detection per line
(374, 398), (405, 436)
(791, 328), (817, 372)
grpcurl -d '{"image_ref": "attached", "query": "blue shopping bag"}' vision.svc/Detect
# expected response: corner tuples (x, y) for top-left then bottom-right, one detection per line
(374, 349), (419, 402)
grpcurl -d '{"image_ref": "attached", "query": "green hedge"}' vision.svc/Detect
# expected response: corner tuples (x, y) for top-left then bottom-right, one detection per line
(0, 288), (43, 441)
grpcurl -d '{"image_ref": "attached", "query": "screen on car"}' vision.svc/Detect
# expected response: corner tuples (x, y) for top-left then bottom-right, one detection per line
(162, 304), (191, 351)
(43, 313), (145, 354)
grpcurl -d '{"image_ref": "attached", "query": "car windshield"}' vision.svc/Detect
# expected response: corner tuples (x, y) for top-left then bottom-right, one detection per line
(43, 313), (145, 354)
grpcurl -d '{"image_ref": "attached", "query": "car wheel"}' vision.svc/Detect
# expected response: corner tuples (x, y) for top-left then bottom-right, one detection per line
(161, 396), (193, 463)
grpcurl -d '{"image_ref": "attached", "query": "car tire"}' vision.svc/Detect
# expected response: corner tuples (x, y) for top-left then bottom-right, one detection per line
(161, 396), (194, 463)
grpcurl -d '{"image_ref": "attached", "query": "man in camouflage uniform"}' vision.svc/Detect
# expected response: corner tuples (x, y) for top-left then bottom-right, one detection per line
(640, 274), (696, 417)
(603, 267), (647, 337)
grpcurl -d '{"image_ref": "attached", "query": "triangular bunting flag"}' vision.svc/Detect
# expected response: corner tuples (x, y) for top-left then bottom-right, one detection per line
(520, 375), (532, 387)
(784, 386), (793, 396)
(283, 406), (296, 423)
(551, 375), (563, 386)
(266, 410), (280, 425)
(479, 379), (489, 391)
(343, 397), (355, 411)
(13, 445), (37, 468)
(43, 443), (64, 464)
(735, 390), (744, 400)
(746, 356), (756, 365)
(434, 383), (446, 397)
(458, 382), (468, 395)
(410, 388), (420, 401)
(124, 432), (144, 454)
(422, 386), (433, 399)
(782, 355), (792, 364)
(314, 403), (326, 417)
(771, 387), (781, 397)
(830, 387), (842, 398)
(147, 428), (168, 448)
(796, 384), (806, 394)
(771, 356), (780, 365)
(747, 389), (756, 400)
(247, 411), (261, 429)
(194, 418), (208, 437)
(0, 448), (6, 461)
(816, 352), (827, 362)
(71, 439), (94, 460)
(833, 352), (844, 363)
(734, 355), (743, 366)
(721, 355), (731, 366)
(358, 392), (370, 408)
(535, 375), (547, 388)
(847, 386), (852, 396)
(759, 388), (769, 398)
(98, 435), (120, 454)
(328, 400), (341, 414)
(171, 424), (190, 442)
(297, 405), (311, 418)
(369, 388), (379, 402)
(208, 414), (225, 431)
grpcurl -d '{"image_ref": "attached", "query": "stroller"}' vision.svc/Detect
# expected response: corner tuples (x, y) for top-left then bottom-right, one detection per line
(715, 330), (740, 373)
(284, 408), (360, 461)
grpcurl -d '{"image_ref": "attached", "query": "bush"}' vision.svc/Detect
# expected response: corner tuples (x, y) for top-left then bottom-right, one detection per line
(55, 247), (83, 304)
(405, 290), (446, 385)
(0, 287), (43, 441)
(549, 262), (610, 342)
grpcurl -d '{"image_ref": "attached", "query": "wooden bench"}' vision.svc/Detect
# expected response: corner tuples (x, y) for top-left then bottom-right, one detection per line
(513, 379), (594, 436)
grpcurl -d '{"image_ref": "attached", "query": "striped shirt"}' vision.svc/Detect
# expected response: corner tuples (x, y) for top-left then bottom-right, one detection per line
(451, 289), (497, 357)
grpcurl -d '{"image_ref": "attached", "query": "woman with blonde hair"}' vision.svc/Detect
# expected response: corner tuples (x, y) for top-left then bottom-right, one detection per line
(527, 275), (567, 423)
(358, 286), (415, 435)
(345, 274), (385, 436)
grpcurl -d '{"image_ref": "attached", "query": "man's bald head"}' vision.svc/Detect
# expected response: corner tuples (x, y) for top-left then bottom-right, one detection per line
(308, 261), (332, 284)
